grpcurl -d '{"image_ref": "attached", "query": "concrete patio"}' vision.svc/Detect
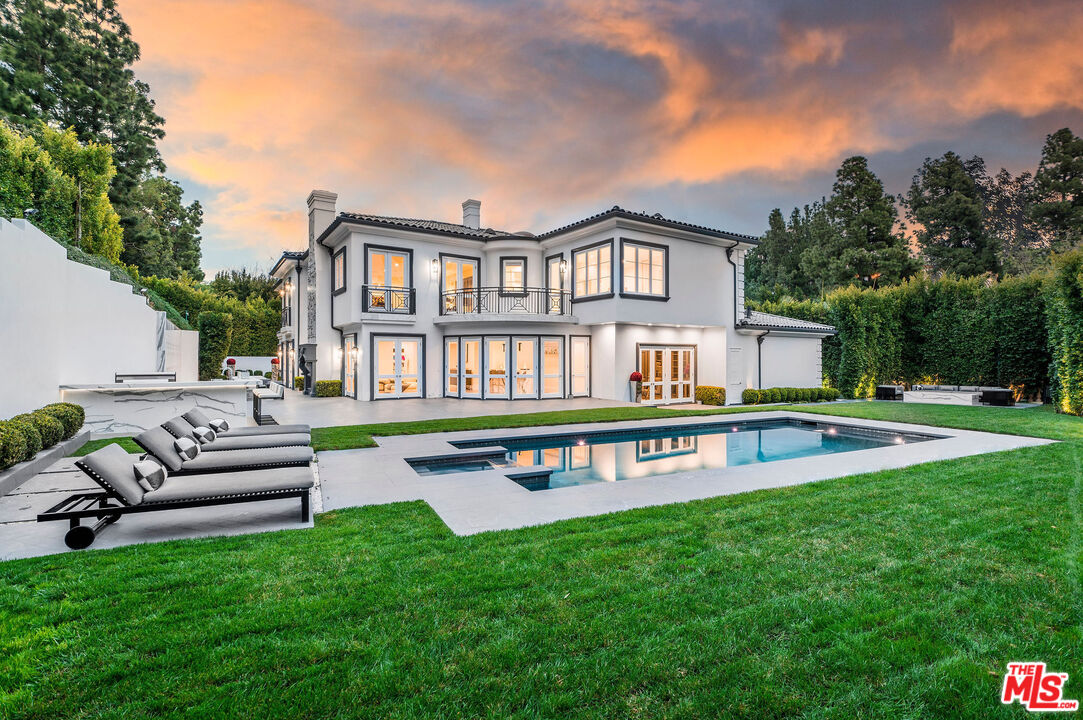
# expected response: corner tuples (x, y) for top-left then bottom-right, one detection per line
(263, 390), (635, 427)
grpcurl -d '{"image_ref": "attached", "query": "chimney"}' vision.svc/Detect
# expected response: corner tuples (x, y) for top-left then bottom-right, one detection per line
(462, 199), (481, 229)
(306, 189), (338, 244)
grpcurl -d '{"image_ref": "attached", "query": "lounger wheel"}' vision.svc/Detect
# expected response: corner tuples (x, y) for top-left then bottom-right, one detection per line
(64, 525), (97, 550)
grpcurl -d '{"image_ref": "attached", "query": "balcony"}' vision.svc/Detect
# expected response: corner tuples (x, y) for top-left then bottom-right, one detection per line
(280, 307), (291, 327)
(438, 287), (572, 323)
(362, 285), (416, 314)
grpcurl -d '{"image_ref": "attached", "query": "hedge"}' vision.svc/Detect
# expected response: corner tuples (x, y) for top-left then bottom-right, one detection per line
(693, 386), (726, 405)
(0, 402), (86, 469)
(740, 387), (838, 405)
(0, 421), (27, 469)
(8, 416), (42, 460)
(754, 273), (1051, 400)
(41, 402), (84, 439)
(1047, 251), (1083, 414)
(197, 311), (234, 381)
(315, 380), (343, 397)
(294, 376), (305, 391)
(26, 412), (64, 448)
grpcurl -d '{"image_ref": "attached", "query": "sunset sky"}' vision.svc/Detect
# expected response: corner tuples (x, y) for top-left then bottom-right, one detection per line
(119, 0), (1083, 274)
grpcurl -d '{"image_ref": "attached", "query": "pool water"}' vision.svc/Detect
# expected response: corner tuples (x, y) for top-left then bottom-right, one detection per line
(447, 419), (935, 491)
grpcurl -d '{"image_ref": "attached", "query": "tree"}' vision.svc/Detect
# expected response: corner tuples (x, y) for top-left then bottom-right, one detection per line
(905, 151), (999, 277)
(975, 167), (1050, 275)
(802, 156), (919, 290)
(120, 176), (203, 279)
(1030, 127), (1083, 253)
(207, 268), (279, 304)
(0, 0), (201, 275)
(745, 207), (819, 300)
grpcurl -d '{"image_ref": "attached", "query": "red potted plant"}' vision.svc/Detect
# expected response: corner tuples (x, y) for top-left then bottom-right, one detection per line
(629, 371), (643, 402)
(226, 358), (236, 366)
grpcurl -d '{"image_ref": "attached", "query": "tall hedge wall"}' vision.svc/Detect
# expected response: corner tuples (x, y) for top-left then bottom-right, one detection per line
(1047, 251), (1083, 414)
(755, 273), (1051, 400)
(197, 312), (233, 381)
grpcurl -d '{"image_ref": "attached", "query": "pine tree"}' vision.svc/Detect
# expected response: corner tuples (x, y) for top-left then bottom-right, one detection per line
(905, 151), (999, 277)
(1030, 127), (1083, 253)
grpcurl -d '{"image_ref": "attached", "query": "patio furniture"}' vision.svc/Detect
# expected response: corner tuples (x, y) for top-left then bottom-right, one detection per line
(979, 387), (1016, 406)
(875, 385), (904, 401)
(183, 408), (308, 437)
(38, 443), (313, 549)
(161, 416), (309, 451)
(133, 426), (313, 475)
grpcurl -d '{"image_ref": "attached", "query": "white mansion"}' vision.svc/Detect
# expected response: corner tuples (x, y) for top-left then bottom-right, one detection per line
(271, 191), (834, 405)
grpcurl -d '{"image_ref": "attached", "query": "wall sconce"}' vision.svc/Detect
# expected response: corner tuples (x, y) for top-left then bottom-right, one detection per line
(559, 259), (568, 276)
(352, 347), (361, 361)
(334, 347), (344, 363)
(430, 258), (440, 277)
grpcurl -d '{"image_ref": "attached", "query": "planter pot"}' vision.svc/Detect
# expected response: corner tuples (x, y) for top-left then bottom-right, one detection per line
(631, 381), (643, 402)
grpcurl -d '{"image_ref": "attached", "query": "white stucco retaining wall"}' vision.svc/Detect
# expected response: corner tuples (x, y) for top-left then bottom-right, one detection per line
(0, 219), (198, 417)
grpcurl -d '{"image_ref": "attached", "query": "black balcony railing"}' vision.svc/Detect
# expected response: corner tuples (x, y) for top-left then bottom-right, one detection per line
(363, 285), (415, 314)
(280, 307), (291, 327)
(440, 287), (571, 316)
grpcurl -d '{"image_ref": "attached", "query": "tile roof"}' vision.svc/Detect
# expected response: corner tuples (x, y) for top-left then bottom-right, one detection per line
(533, 206), (760, 243)
(269, 249), (308, 276)
(739, 310), (837, 334)
(338, 212), (511, 239)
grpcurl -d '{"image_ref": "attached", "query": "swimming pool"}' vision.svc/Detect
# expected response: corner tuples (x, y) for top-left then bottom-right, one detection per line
(411, 418), (940, 491)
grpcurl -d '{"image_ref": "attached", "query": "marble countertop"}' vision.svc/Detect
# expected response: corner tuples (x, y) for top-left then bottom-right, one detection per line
(60, 380), (260, 391)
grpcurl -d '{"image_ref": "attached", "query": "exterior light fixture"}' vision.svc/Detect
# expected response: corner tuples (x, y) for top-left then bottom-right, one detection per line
(559, 259), (568, 275)
(431, 258), (440, 277)
(335, 347), (343, 362)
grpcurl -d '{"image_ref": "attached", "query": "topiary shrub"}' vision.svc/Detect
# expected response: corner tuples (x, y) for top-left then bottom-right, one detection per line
(294, 376), (305, 391)
(40, 402), (84, 439)
(0, 421), (28, 470)
(823, 388), (840, 401)
(694, 386), (726, 406)
(28, 411), (64, 448)
(801, 388), (812, 402)
(768, 388), (782, 403)
(315, 380), (342, 397)
(8, 417), (41, 461)
(741, 388), (760, 405)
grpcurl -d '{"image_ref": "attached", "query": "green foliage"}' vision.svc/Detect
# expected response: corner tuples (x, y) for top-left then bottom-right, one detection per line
(24, 411), (63, 448)
(1046, 251), (1083, 414)
(0, 420), (28, 469)
(40, 402), (84, 439)
(1030, 128), (1083, 254)
(197, 312), (233, 381)
(905, 152), (999, 277)
(119, 176), (203, 279)
(741, 388), (761, 404)
(208, 268), (280, 304)
(294, 376), (305, 391)
(7, 416), (41, 460)
(315, 380), (343, 398)
(693, 386), (726, 406)
(741, 387), (824, 405)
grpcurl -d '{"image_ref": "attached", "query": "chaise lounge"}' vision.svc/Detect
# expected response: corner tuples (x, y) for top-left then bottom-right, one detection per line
(133, 426), (314, 475)
(37, 443), (314, 549)
(182, 408), (309, 438)
(161, 416), (310, 451)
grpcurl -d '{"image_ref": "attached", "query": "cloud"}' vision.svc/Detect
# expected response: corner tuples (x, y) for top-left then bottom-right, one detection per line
(118, 0), (1083, 272)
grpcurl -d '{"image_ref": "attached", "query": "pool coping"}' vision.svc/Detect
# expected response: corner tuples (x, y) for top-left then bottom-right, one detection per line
(316, 410), (1055, 535)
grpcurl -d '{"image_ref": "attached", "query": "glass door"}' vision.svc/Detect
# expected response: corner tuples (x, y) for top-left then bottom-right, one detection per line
(512, 337), (536, 399)
(486, 338), (509, 398)
(445, 338), (459, 397)
(461, 338), (481, 398)
(570, 336), (590, 397)
(639, 346), (694, 404)
(641, 347), (665, 403)
(367, 248), (411, 312)
(541, 337), (563, 398)
(443, 256), (478, 313)
(374, 337), (422, 398)
(344, 334), (357, 398)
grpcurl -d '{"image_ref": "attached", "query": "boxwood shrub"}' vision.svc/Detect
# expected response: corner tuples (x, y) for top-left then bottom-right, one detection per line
(0, 421), (28, 470)
(741, 388), (760, 404)
(28, 411), (64, 448)
(694, 386), (726, 406)
(40, 402), (85, 439)
(315, 380), (343, 397)
(294, 376), (305, 390)
(740, 387), (837, 405)
(8, 417), (41, 461)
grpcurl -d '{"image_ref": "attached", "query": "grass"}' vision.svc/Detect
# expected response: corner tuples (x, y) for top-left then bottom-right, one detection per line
(2, 403), (1081, 718)
(69, 436), (142, 456)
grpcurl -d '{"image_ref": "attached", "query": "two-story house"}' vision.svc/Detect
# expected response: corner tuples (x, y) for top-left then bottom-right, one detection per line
(271, 190), (834, 405)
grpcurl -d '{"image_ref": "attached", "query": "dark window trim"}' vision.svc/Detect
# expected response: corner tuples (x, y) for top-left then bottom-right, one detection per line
(443, 334), (568, 400)
(545, 252), (565, 293)
(570, 238), (614, 300)
(568, 334), (592, 397)
(499, 256), (528, 297)
(341, 333), (358, 398)
(368, 333), (426, 401)
(332, 246), (347, 295)
(449, 335), (483, 399)
(619, 238), (669, 301)
(363, 244), (414, 289)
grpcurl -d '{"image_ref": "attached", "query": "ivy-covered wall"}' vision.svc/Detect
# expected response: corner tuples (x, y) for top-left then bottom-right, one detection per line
(1047, 251), (1083, 415)
(754, 273), (1052, 401)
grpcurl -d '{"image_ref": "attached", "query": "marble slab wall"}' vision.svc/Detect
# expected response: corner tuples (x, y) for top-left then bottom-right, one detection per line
(62, 385), (252, 434)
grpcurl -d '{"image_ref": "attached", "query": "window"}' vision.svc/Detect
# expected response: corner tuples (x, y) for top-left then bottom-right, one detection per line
(365, 245), (412, 313)
(501, 257), (526, 294)
(621, 241), (666, 297)
(332, 247), (347, 295)
(572, 242), (612, 299)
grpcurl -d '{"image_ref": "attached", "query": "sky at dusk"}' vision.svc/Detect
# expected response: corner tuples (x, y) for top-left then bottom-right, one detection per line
(119, 0), (1083, 274)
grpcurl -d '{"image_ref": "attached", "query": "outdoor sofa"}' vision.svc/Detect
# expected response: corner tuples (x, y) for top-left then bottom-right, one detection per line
(910, 385), (1016, 406)
(133, 425), (314, 476)
(37, 443), (313, 549)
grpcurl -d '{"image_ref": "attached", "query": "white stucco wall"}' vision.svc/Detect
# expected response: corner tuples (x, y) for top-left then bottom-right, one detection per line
(758, 335), (824, 390)
(0, 219), (196, 417)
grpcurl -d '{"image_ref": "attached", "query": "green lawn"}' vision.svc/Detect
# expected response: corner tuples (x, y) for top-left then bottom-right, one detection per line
(6, 403), (1081, 719)
(69, 436), (142, 456)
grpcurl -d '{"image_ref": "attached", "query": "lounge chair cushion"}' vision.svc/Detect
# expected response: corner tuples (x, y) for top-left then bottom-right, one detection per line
(192, 426), (216, 444)
(163, 416), (198, 441)
(204, 433), (311, 451)
(142, 466), (314, 504)
(176, 445), (314, 473)
(134, 460), (167, 491)
(213, 424), (311, 438)
(133, 426), (186, 472)
(208, 418), (229, 433)
(183, 408), (213, 428)
(76, 443), (145, 506)
(175, 437), (200, 461)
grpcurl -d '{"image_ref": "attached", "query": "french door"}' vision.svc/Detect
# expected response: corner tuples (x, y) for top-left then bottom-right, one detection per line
(343, 334), (357, 398)
(374, 337), (422, 398)
(486, 338), (509, 398)
(367, 248), (411, 313)
(547, 256), (564, 313)
(570, 336), (590, 397)
(445, 338), (459, 397)
(512, 337), (537, 399)
(541, 337), (563, 398)
(639, 345), (694, 405)
(443, 256), (478, 313)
